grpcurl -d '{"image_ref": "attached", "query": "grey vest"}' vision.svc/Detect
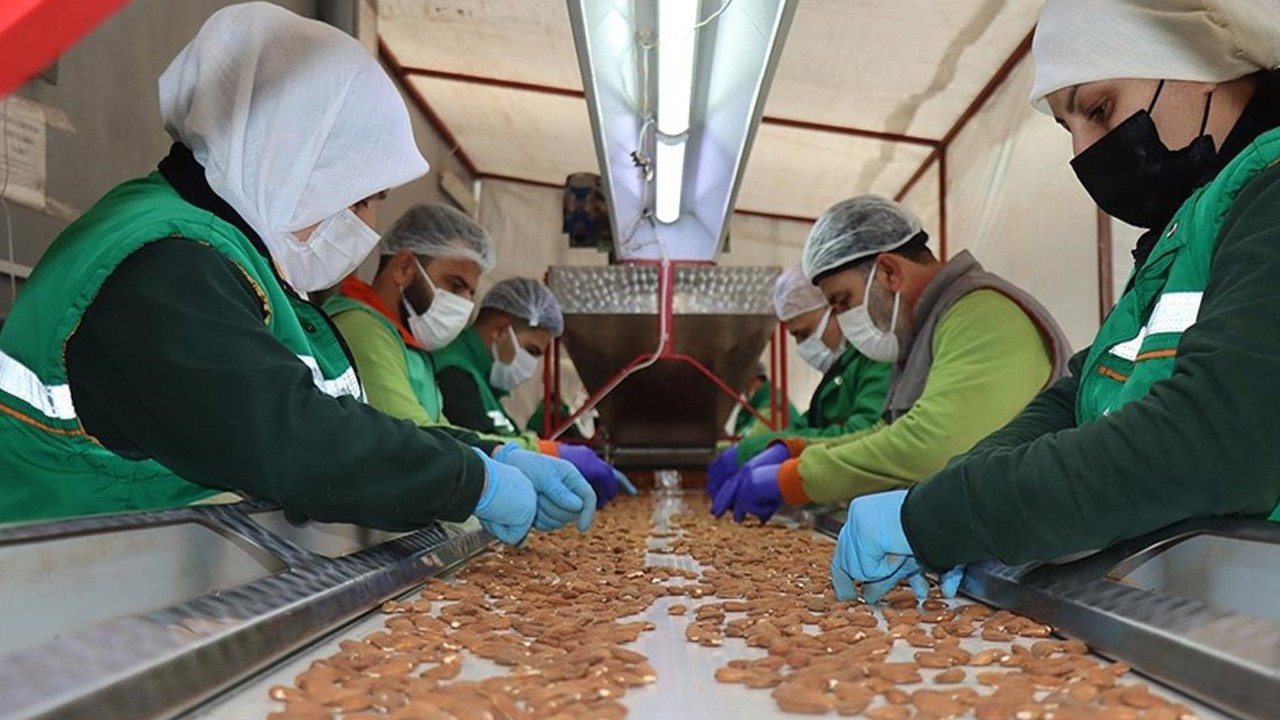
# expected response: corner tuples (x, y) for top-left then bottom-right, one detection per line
(883, 251), (1071, 423)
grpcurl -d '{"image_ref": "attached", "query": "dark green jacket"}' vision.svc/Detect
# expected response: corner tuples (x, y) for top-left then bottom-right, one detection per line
(433, 327), (520, 436)
(904, 119), (1280, 569)
(11, 146), (486, 529)
(734, 384), (802, 437)
(736, 345), (890, 462)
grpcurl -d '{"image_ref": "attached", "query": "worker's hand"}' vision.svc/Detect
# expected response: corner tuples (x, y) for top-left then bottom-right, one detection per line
(731, 464), (785, 523)
(709, 443), (788, 516)
(829, 490), (965, 604)
(469, 447), (536, 546)
(495, 443), (596, 532)
(706, 445), (741, 498)
(556, 444), (619, 508)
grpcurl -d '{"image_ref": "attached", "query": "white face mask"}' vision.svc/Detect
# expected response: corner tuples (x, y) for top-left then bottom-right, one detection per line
(797, 309), (845, 373)
(836, 263), (901, 364)
(404, 259), (474, 350)
(489, 325), (539, 392)
(272, 208), (379, 293)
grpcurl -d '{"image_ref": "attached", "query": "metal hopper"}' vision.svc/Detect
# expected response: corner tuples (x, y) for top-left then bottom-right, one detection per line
(545, 263), (782, 468)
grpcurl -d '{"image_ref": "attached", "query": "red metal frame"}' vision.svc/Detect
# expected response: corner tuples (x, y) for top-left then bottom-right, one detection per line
(544, 260), (781, 442)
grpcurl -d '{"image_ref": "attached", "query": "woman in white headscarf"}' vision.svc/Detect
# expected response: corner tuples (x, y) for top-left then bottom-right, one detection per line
(0, 3), (577, 543)
(830, 0), (1280, 603)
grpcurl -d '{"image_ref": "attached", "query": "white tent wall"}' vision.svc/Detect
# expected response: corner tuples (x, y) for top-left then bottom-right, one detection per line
(905, 56), (1102, 354)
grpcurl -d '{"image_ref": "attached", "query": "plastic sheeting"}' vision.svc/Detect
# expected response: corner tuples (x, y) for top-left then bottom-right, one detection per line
(903, 56), (1100, 351)
(377, 1), (1047, 220)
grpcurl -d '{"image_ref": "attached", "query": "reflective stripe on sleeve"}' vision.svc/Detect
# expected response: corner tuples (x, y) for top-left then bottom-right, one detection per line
(0, 349), (77, 420)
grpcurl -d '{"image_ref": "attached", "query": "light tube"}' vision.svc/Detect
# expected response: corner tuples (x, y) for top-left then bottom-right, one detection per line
(654, 137), (686, 224)
(657, 0), (697, 135)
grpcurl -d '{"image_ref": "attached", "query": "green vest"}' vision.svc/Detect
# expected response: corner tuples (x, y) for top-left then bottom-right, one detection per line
(0, 173), (363, 522)
(324, 294), (443, 422)
(431, 327), (518, 435)
(807, 345), (884, 429)
(1077, 127), (1280, 521)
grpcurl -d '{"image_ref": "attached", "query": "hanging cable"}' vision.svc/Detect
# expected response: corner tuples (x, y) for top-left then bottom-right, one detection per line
(1, 96), (16, 306)
(694, 0), (736, 29)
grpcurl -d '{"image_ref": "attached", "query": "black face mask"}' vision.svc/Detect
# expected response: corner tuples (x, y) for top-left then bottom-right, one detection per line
(1071, 81), (1217, 229)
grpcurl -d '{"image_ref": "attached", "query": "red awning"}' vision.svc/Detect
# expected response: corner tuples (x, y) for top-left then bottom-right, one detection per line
(0, 0), (131, 98)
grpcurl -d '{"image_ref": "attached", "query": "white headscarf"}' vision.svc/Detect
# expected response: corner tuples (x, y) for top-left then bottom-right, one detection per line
(158, 2), (428, 286)
(1030, 0), (1280, 113)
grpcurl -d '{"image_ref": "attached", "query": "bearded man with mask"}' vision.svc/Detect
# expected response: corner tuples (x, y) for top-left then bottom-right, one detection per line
(831, 0), (1280, 606)
(0, 4), (602, 546)
(434, 278), (629, 508)
(712, 195), (1071, 529)
(706, 266), (890, 513)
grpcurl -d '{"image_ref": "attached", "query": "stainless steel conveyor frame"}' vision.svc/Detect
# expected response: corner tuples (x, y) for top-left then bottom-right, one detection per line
(0, 501), (493, 720)
(809, 511), (1280, 720)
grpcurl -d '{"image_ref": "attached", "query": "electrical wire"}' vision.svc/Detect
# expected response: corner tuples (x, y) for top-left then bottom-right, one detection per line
(694, 0), (736, 29)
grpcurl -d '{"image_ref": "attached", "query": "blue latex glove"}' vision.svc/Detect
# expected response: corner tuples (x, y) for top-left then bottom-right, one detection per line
(494, 443), (596, 532)
(469, 448), (536, 545)
(706, 445), (742, 498)
(557, 444), (619, 508)
(731, 464), (784, 523)
(829, 490), (965, 604)
(613, 469), (638, 496)
(709, 443), (789, 517)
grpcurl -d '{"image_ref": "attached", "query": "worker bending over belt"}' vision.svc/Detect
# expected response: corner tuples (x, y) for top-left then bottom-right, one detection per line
(707, 265), (891, 512)
(832, 0), (1280, 604)
(712, 195), (1071, 527)
(0, 3), (595, 545)
(434, 278), (629, 507)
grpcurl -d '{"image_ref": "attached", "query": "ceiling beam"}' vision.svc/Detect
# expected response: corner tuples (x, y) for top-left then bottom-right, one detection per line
(394, 63), (943, 147)
(476, 172), (564, 190)
(379, 40), (479, 178)
(895, 29), (1034, 202)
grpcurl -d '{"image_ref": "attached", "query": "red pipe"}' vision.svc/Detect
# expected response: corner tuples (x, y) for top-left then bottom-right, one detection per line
(768, 332), (779, 431)
(669, 353), (774, 429)
(541, 337), (554, 440)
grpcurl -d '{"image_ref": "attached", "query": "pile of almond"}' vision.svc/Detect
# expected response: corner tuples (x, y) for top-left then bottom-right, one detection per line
(265, 496), (1196, 720)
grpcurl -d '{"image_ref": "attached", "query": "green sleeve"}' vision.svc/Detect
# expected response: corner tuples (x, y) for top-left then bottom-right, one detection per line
(904, 167), (1280, 570)
(332, 309), (432, 427)
(332, 311), (503, 454)
(65, 239), (485, 531)
(736, 355), (890, 462)
(946, 350), (1085, 465)
(795, 290), (1052, 504)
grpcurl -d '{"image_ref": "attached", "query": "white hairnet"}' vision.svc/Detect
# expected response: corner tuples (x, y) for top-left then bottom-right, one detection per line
(159, 2), (428, 243)
(801, 195), (923, 282)
(772, 265), (827, 321)
(1030, 0), (1280, 113)
(481, 278), (564, 337)
(380, 203), (497, 273)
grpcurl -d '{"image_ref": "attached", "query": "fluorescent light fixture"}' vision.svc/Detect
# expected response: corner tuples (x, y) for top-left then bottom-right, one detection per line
(657, 0), (697, 135)
(655, 137), (686, 224)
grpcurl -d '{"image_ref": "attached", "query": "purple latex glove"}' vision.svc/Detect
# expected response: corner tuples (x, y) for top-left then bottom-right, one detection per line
(732, 464), (784, 523)
(709, 443), (789, 517)
(706, 445), (741, 498)
(557, 445), (619, 508)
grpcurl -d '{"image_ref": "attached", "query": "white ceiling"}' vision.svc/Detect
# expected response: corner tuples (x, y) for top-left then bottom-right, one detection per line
(378, 0), (1044, 221)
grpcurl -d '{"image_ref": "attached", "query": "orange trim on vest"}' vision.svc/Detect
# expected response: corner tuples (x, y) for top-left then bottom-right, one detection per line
(1097, 366), (1129, 383)
(777, 437), (808, 459)
(0, 402), (84, 437)
(337, 276), (424, 351)
(1136, 349), (1178, 362)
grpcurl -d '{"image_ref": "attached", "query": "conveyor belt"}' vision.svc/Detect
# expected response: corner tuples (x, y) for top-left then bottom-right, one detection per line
(187, 493), (1226, 719)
